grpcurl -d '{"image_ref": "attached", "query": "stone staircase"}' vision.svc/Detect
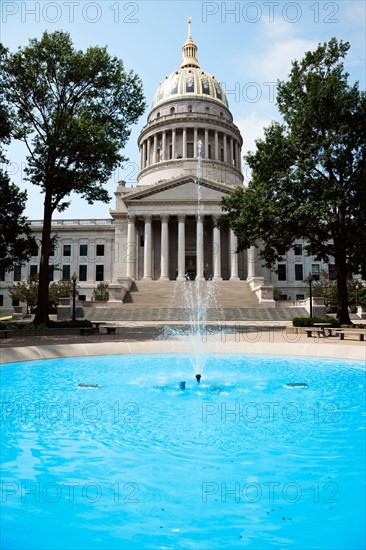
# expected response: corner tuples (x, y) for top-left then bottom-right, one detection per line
(83, 306), (307, 322)
(82, 280), (308, 322)
(123, 280), (259, 308)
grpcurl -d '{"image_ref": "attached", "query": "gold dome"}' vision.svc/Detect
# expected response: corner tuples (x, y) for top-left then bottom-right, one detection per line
(152, 18), (229, 109)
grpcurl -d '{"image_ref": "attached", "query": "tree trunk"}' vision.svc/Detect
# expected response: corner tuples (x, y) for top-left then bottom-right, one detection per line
(33, 191), (53, 325)
(334, 217), (351, 325)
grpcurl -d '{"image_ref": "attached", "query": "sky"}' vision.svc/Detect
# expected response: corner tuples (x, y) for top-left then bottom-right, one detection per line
(1, 0), (365, 219)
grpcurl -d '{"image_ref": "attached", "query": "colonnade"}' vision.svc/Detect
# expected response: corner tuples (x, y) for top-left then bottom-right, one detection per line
(126, 214), (241, 281)
(140, 127), (241, 170)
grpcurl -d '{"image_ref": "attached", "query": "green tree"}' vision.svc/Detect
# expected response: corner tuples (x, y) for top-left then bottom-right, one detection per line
(92, 282), (109, 302)
(1, 31), (146, 324)
(49, 279), (77, 309)
(0, 78), (35, 272)
(221, 39), (366, 324)
(8, 275), (39, 313)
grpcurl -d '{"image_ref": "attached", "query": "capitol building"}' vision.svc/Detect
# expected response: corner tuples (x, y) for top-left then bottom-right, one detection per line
(0, 22), (330, 311)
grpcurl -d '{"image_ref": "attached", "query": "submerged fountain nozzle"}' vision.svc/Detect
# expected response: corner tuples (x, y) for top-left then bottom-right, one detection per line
(195, 374), (201, 383)
(179, 381), (186, 390)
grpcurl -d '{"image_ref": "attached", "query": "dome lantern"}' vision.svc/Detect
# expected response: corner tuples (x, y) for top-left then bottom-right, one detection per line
(180, 16), (200, 69)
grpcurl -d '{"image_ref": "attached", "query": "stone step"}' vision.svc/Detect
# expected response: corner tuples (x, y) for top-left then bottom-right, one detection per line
(83, 307), (308, 322)
(123, 280), (259, 308)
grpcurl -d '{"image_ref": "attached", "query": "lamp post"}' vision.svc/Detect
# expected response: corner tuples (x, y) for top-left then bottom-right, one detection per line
(71, 272), (77, 321)
(306, 274), (314, 318)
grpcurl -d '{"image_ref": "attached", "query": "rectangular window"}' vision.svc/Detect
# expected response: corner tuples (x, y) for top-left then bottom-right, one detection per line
(96, 244), (105, 257)
(277, 264), (287, 281)
(79, 265), (87, 281)
(30, 265), (38, 278)
(48, 265), (54, 282)
(311, 264), (320, 280)
(294, 244), (303, 256)
(208, 144), (212, 159)
(220, 148), (224, 162)
(328, 264), (336, 280)
(63, 244), (71, 257)
(96, 265), (104, 281)
(169, 144), (172, 159)
(14, 265), (22, 281)
(78, 294), (86, 302)
(296, 294), (305, 300)
(80, 244), (88, 257)
(140, 235), (144, 247)
(12, 298), (20, 306)
(295, 264), (303, 281)
(49, 244), (55, 256)
(0, 295), (3, 306)
(277, 247), (286, 256)
(0, 268), (5, 282)
(31, 241), (38, 256)
(62, 265), (71, 280)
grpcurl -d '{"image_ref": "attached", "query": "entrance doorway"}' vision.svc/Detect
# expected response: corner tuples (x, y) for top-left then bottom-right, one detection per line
(185, 255), (196, 280)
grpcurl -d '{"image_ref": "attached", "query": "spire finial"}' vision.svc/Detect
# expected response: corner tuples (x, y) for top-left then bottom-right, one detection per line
(188, 16), (192, 37)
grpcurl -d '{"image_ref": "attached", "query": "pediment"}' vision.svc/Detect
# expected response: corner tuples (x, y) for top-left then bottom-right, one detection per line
(123, 177), (234, 204)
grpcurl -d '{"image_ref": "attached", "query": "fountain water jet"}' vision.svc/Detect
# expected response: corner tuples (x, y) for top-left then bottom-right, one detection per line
(160, 140), (224, 379)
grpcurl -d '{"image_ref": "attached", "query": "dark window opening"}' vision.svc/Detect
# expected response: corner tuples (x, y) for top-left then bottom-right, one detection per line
(14, 265), (22, 281)
(277, 264), (286, 281)
(62, 265), (71, 280)
(96, 265), (104, 282)
(63, 244), (71, 257)
(96, 244), (104, 257)
(80, 244), (88, 257)
(295, 264), (303, 281)
(79, 265), (87, 281)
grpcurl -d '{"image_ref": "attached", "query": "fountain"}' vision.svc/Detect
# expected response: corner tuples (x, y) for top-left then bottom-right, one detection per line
(161, 140), (224, 379)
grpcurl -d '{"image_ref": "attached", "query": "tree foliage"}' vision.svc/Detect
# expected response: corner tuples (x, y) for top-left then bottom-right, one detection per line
(92, 282), (109, 302)
(8, 275), (78, 312)
(0, 72), (35, 272)
(221, 38), (366, 324)
(1, 31), (146, 324)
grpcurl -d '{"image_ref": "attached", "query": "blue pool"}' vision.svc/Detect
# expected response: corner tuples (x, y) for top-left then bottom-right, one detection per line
(1, 354), (365, 549)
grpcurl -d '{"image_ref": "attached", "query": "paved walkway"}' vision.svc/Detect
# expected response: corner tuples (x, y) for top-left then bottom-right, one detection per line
(1, 324), (365, 363)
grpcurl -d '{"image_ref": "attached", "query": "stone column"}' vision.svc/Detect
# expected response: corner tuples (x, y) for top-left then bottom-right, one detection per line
(153, 134), (157, 164)
(183, 128), (187, 158)
(142, 141), (146, 169)
(247, 246), (256, 278)
(177, 215), (186, 280)
(196, 214), (205, 281)
(230, 229), (240, 281)
(140, 146), (143, 170)
(223, 134), (227, 163)
(194, 127), (198, 158)
(215, 131), (219, 161)
(162, 131), (166, 161)
(143, 215), (152, 280)
(172, 129), (176, 159)
(147, 138), (151, 166)
(205, 129), (209, 158)
(160, 215), (169, 280)
(230, 138), (234, 165)
(213, 216), (222, 280)
(237, 142), (241, 170)
(126, 215), (136, 279)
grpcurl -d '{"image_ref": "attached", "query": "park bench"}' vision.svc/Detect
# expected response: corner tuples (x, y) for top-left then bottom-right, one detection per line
(335, 329), (366, 342)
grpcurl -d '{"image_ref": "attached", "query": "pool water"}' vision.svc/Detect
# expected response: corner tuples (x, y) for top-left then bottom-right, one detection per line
(1, 354), (365, 549)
